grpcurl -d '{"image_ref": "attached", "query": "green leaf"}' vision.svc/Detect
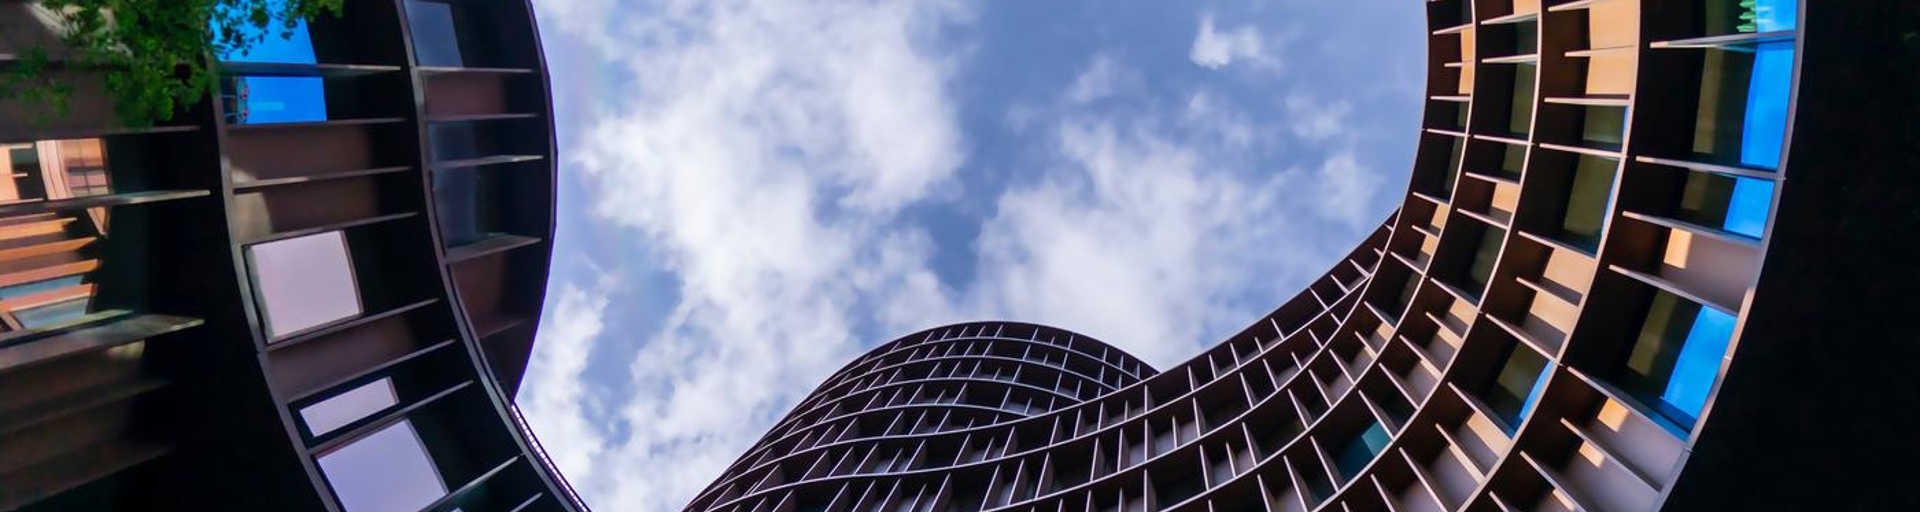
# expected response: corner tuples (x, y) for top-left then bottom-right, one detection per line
(0, 0), (343, 127)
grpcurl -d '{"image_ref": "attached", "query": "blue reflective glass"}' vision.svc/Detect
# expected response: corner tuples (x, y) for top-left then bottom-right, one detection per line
(1661, 307), (1736, 420)
(1516, 364), (1551, 420)
(16, 298), (91, 329)
(211, 0), (318, 64)
(1334, 421), (1391, 479)
(1753, 0), (1798, 32)
(1724, 177), (1773, 238)
(1740, 43), (1794, 169)
(238, 77), (329, 124)
(405, 1), (466, 67)
(0, 276), (84, 300)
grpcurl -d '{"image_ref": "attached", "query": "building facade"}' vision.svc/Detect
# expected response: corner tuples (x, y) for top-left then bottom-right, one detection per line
(0, 1), (586, 511)
(687, 1), (1920, 511)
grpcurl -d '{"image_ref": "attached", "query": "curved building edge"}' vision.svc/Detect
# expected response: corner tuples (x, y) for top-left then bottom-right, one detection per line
(682, 0), (1920, 511)
(0, 0), (588, 511)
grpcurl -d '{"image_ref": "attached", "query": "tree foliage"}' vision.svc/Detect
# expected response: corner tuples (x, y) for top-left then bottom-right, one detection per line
(1, 0), (344, 127)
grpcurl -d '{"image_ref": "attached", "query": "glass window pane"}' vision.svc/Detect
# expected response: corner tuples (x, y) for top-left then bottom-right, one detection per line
(1677, 172), (1772, 238)
(1482, 340), (1551, 431)
(1740, 43), (1793, 169)
(301, 378), (399, 436)
(405, 0), (466, 67)
(15, 298), (91, 329)
(1663, 307), (1735, 417)
(211, 0), (318, 64)
(1466, 227), (1504, 292)
(250, 231), (362, 338)
(1499, 145), (1526, 179)
(1509, 64), (1536, 135)
(233, 77), (330, 125)
(1334, 421), (1391, 479)
(1751, 0), (1797, 32)
(1559, 156), (1615, 250)
(318, 420), (448, 512)
(1615, 290), (1735, 427)
(1581, 106), (1627, 148)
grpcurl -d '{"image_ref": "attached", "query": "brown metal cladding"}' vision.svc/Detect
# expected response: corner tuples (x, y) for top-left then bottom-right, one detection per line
(0, 0), (582, 510)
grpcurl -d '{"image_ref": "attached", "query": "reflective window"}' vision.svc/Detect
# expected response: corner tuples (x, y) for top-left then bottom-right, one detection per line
(319, 420), (448, 512)
(212, 0), (318, 64)
(1497, 144), (1526, 180)
(1, 139), (111, 201)
(1581, 105), (1627, 149)
(250, 231), (362, 338)
(1558, 155), (1615, 251)
(227, 77), (330, 125)
(0, 139), (110, 332)
(1482, 340), (1551, 432)
(1508, 64), (1536, 135)
(405, 0), (465, 67)
(209, 0), (329, 125)
(1466, 226), (1503, 293)
(1741, 43), (1793, 169)
(1615, 290), (1736, 427)
(1333, 421), (1391, 479)
(1677, 171), (1773, 239)
(1691, 44), (1794, 171)
(1748, 0), (1797, 32)
(301, 378), (399, 436)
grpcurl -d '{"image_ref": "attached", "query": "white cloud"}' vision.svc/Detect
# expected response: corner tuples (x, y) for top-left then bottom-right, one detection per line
(521, 2), (1401, 510)
(1285, 93), (1354, 142)
(1188, 15), (1274, 70)
(525, 0), (972, 509)
(960, 93), (1353, 365)
(1065, 54), (1132, 104)
(1310, 148), (1384, 226)
(516, 282), (611, 485)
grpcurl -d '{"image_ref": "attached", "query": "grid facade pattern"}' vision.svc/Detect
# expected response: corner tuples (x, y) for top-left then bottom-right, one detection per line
(685, 0), (1810, 511)
(0, 1), (584, 511)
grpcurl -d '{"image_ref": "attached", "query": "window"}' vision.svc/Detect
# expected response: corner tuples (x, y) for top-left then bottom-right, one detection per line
(6, 145), (45, 201)
(318, 420), (448, 512)
(250, 231), (362, 338)
(1745, 0), (1797, 32)
(1466, 227), (1504, 293)
(1442, 137), (1464, 194)
(1581, 106), (1627, 149)
(301, 378), (399, 436)
(1508, 64), (1536, 135)
(211, 0), (318, 64)
(1558, 155), (1616, 251)
(1498, 144), (1526, 180)
(1741, 43), (1793, 169)
(405, 0), (466, 67)
(1691, 44), (1794, 170)
(14, 298), (92, 329)
(1676, 171), (1773, 239)
(1481, 340), (1551, 432)
(1333, 421), (1391, 480)
(228, 77), (330, 125)
(1614, 290), (1736, 428)
(55, 139), (110, 197)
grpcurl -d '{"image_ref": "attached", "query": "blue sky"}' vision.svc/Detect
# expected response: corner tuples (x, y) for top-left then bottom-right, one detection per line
(516, 0), (1422, 508)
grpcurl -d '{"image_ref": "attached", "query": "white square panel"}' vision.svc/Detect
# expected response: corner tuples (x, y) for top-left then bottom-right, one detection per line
(319, 420), (448, 512)
(250, 231), (362, 338)
(300, 378), (399, 437)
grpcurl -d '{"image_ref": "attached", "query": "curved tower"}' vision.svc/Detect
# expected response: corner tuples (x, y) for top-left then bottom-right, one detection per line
(0, 1), (586, 511)
(686, 0), (1919, 511)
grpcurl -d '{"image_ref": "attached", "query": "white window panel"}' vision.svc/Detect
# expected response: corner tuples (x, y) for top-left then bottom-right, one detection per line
(250, 230), (362, 338)
(301, 378), (399, 437)
(320, 420), (448, 512)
